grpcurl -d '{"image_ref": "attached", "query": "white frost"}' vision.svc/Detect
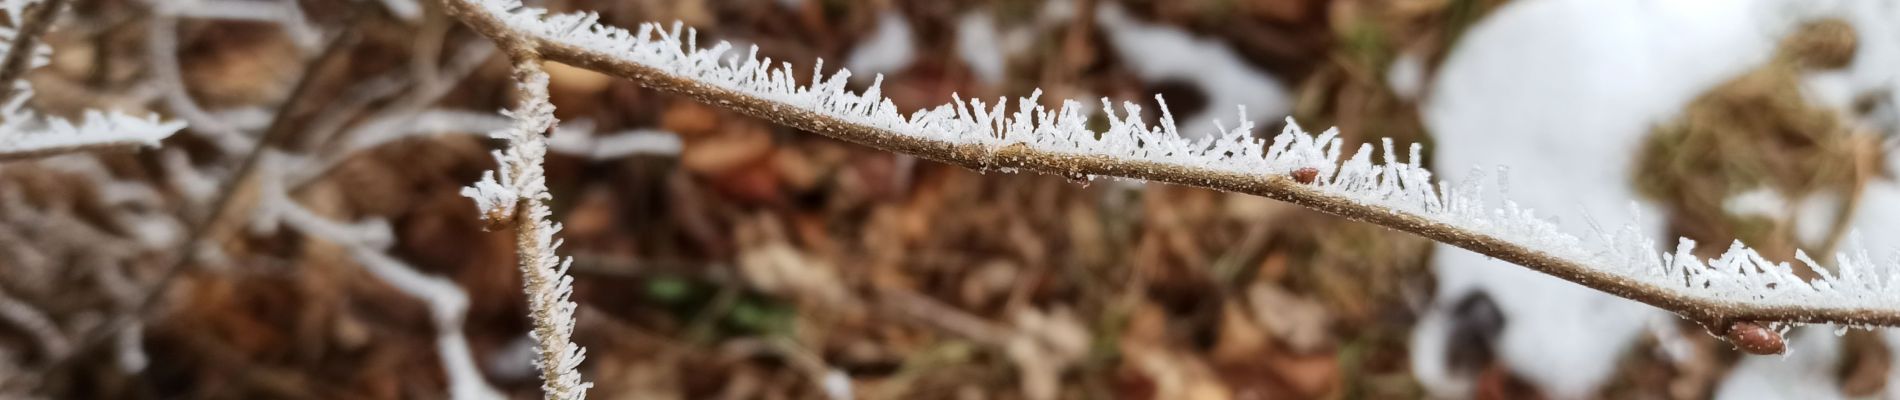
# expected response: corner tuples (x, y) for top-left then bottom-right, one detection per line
(1412, 0), (1810, 396)
(954, 10), (1006, 85)
(457, 57), (589, 399)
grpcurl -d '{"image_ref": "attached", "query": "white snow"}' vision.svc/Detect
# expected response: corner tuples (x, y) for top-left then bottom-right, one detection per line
(1723, 187), (1792, 221)
(1095, 4), (1289, 140)
(821, 369), (853, 400)
(1385, 51), (1426, 101)
(954, 11), (1006, 85)
(1798, 1), (1900, 135)
(1413, 0), (1819, 397)
(1419, 0), (1900, 397)
(1715, 327), (1845, 399)
(844, 12), (915, 80)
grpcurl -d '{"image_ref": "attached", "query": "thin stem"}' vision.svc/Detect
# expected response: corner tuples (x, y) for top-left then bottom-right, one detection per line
(500, 56), (591, 400)
(0, 139), (139, 161)
(443, 1), (590, 397)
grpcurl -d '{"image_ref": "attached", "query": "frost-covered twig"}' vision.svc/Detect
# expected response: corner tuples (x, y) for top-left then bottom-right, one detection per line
(0, 0), (183, 160)
(0, 111), (186, 161)
(145, 14), (249, 153)
(440, 0), (1900, 350)
(442, 6), (590, 394)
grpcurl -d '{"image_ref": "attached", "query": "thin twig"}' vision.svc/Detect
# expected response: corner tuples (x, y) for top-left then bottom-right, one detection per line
(491, 55), (592, 400)
(0, 139), (137, 161)
(444, 2), (591, 397)
(436, 0), (1900, 330)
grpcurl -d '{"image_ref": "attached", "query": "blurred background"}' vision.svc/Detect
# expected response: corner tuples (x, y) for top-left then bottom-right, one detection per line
(4, 0), (1900, 398)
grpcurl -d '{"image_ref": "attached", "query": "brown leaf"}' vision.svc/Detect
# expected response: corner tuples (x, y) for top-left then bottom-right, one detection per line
(681, 124), (775, 176)
(1212, 300), (1271, 365)
(1248, 284), (1334, 353)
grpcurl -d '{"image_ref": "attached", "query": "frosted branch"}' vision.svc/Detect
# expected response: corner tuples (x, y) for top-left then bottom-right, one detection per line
(438, 0), (1900, 349)
(441, 10), (590, 395)
(0, 109), (185, 161)
(147, 12), (250, 154)
(0, 0), (184, 161)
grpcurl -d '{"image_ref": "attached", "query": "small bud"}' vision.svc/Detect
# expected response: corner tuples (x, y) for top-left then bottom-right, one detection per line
(1726, 321), (1785, 355)
(1291, 167), (1320, 184)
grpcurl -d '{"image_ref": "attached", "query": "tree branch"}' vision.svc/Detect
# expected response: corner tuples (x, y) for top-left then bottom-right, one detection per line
(445, 1), (591, 397)
(438, 0), (1900, 352)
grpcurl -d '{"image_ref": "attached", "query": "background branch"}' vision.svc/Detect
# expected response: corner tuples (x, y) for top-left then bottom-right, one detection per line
(0, 0), (67, 107)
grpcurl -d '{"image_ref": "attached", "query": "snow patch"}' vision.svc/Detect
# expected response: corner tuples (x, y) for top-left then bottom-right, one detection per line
(955, 10), (1007, 85)
(1415, 0), (1811, 396)
(845, 12), (915, 79)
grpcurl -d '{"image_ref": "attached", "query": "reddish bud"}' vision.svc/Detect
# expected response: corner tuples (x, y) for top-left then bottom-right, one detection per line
(1291, 167), (1320, 184)
(1727, 321), (1786, 355)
